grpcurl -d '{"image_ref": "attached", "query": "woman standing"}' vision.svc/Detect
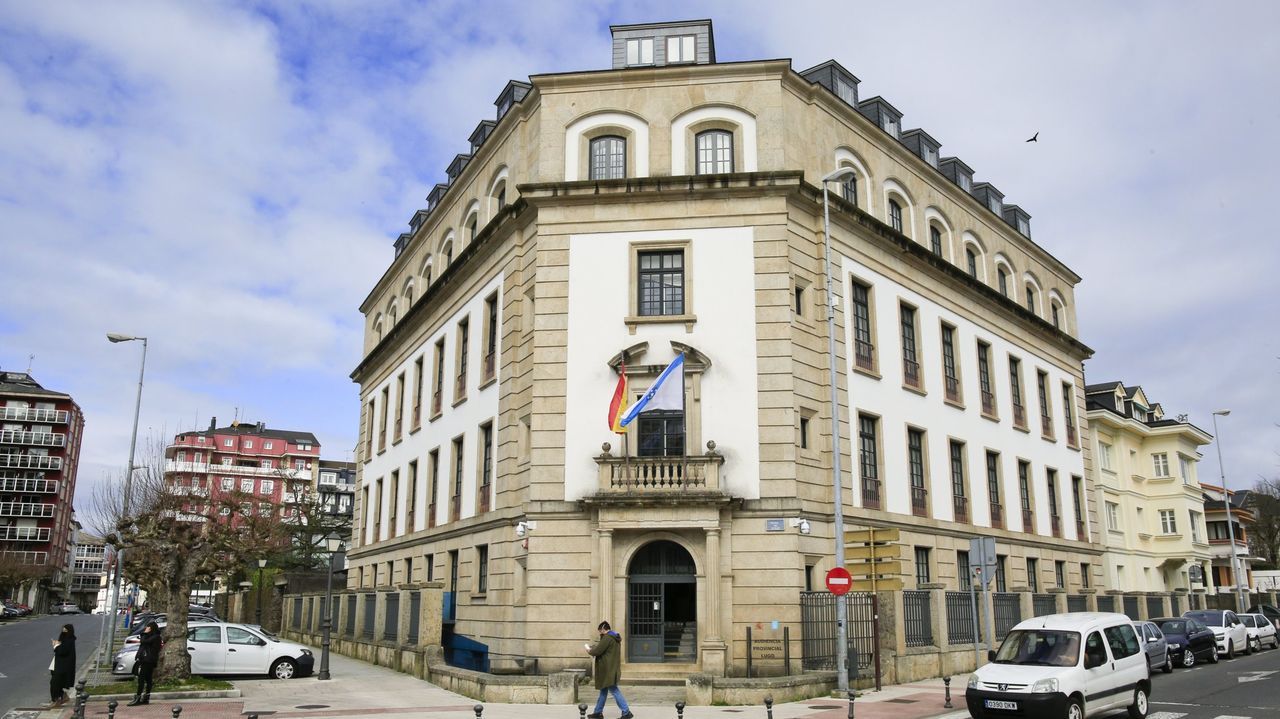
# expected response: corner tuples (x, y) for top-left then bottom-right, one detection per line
(129, 621), (162, 706)
(48, 623), (76, 708)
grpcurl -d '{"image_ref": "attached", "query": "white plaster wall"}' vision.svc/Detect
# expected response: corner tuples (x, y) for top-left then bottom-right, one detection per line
(361, 274), (503, 544)
(840, 257), (1087, 540)
(564, 111), (651, 181)
(565, 227), (761, 501)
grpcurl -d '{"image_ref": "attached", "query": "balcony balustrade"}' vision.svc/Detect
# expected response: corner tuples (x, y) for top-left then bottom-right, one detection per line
(1066, 424), (1078, 446)
(903, 359), (921, 388)
(1040, 413), (1053, 437)
(990, 502), (1004, 529)
(862, 479), (882, 510)
(1076, 520), (1086, 540)
(1012, 404), (1027, 428)
(0, 526), (51, 542)
(910, 486), (928, 517)
(0, 430), (67, 447)
(483, 352), (497, 381)
(0, 477), (59, 493)
(981, 391), (996, 416)
(953, 495), (969, 523)
(854, 341), (875, 371)
(164, 460), (307, 479)
(0, 454), (63, 470)
(594, 452), (725, 494)
(454, 373), (468, 400)
(432, 392), (443, 417)
(1022, 508), (1034, 533)
(1, 550), (48, 565)
(0, 501), (55, 518)
(0, 407), (69, 423)
(1050, 515), (1062, 538)
(944, 376), (961, 403)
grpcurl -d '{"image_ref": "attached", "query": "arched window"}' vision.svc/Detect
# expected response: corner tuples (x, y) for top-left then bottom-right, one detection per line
(443, 241), (454, 267)
(998, 267), (1009, 296)
(842, 172), (858, 206)
(695, 130), (733, 174)
(373, 315), (384, 343)
(1025, 285), (1037, 314)
(404, 279), (415, 308)
(388, 305), (398, 327)
(966, 248), (978, 278)
(929, 225), (943, 256)
(888, 200), (903, 233)
(1051, 302), (1062, 328)
(421, 255), (433, 287)
(589, 135), (626, 180)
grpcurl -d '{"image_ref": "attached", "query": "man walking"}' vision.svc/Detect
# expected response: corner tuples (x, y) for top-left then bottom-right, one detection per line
(585, 621), (633, 719)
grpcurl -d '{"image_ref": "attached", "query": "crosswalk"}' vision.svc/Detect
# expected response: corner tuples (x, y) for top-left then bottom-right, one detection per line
(1150, 713), (1255, 719)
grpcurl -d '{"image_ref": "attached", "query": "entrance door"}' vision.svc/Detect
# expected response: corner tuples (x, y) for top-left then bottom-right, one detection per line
(627, 540), (696, 663)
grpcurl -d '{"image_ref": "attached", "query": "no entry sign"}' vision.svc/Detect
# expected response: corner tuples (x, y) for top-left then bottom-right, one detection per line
(825, 566), (853, 595)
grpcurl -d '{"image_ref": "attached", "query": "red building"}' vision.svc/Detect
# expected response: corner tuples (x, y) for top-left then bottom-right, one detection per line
(164, 419), (320, 522)
(0, 370), (85, 610)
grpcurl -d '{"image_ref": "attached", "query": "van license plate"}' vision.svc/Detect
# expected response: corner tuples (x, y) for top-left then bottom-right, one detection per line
(984, 700), (1018, 710)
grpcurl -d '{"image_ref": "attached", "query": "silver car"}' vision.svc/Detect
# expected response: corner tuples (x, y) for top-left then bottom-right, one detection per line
(1133, 620), (1172, 673)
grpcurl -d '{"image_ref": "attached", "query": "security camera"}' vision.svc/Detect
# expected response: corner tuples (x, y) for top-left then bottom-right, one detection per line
(791, 518), (811, 534)
(516, 522), (528, 537)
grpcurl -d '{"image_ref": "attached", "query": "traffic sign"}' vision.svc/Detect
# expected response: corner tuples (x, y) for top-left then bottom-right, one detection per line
(844, 527), (900, 545)
(845, 544), (902, 561)
(847, 558), (903, 578)
(969, 536), (997, 587)
(826, 566), (853, 595)
(849, 576), (904, 593)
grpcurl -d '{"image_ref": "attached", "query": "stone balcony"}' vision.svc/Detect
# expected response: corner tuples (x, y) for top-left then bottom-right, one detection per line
(590, 441), (729, 506)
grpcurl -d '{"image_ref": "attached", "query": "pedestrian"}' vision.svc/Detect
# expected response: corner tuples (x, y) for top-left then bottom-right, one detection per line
(585, 620), (633, 719)
(129, 620), (162, 706)
(47, 623), (76, 708)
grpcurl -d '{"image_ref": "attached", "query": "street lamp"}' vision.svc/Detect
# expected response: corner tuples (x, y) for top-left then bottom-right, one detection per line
(103, 333), (147, 670)
(821, 166), (856, 693)
(1210, 410), (1248, 613)
(319, 533), (342, 680)
(256, 558), (267, 627)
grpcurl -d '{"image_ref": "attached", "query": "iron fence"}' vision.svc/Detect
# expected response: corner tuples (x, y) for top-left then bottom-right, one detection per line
(903, 590), (933, 647)
(945, 591), (977, 645)
(1033, 594), (1056, 617)
(799, 591), (877, 679)
(345, 594), (357, 636)
(362, 593), (376, 638)
(1146, 596), (1164, 619)
(1190, 593), (1203, 611)
(1096, 595), (1116, 613)
(408, 592), (421, 644)
(291, 597), (302, 629)
(1170, 594), (1183, 616)
(994, 593), (1022, 640)
(384, 592), (400, 641)
(1067, 595), (1087, 613)
(1123, 595), (1140, 620)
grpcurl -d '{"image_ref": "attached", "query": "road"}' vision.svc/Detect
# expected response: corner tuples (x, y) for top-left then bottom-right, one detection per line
(1144, 642), (1280, 719)
(0, 614), (104, 715)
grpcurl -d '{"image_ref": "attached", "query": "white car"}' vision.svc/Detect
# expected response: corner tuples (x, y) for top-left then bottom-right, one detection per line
(116, 622), (314, 679)
(1183, 609), (1250, 659)
(966, 612), (1151, 719)
(1240, 613), (1279, 652)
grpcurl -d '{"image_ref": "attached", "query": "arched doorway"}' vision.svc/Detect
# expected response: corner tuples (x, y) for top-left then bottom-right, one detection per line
(627, 540), (697, 662)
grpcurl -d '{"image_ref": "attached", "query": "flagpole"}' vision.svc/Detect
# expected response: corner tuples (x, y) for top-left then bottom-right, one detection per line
(680, 361), (688, 488)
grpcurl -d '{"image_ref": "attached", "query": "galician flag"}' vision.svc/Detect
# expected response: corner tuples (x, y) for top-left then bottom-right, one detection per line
(607, 362), (630, 434)
(619, 353), (685, 428)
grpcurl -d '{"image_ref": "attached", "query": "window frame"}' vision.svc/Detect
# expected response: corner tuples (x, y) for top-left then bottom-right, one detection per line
(888, 199), (903, 233)
(627, 241), (694, 327)
(588, 135), (627, 180)
(849, 277), (877, 374)
(941, 323), (962, 405)
(694, 129), (734, 174)
(949, 439), (969, 523)
(857, 413), (881, 509)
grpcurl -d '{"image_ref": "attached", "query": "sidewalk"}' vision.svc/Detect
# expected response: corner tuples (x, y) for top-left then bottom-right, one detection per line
(33, 655), (968, 719)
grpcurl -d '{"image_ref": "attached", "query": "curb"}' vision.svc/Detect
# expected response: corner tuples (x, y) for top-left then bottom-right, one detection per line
(87, 690), (242, 702)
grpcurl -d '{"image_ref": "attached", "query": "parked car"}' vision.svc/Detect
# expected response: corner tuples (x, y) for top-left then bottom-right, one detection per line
(1183, 609), (1250, 659)
(1153, 617), (1217, 667)
(1246, 603), (1280, 629)
(1131, 621), (1172, 674)
(966, 612), (1152, 719)
(1240, 613), (1279, 652)
(113, 622), (310, 679)
(55, 602), (83, 614)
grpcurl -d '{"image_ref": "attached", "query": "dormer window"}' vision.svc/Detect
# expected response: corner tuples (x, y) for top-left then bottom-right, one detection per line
(626, 37), (654, 65)
(836, 77), (857, 106)
(1018, 217), (1030, 235)
(988, 196), (1001, 214)
(666, 35), (695, 63)
(497, 97), (512, 119)
(884, 117), (899, 138)
(959, 174), (971, 191)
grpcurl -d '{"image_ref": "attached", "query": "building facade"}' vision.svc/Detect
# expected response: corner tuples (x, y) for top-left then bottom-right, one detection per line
(1084, 382), (1214, 594)
(346, 20), (1101, 677)
(164, 418), (320, 522)
(0, 370), (85, 609)
(316, 459), (356, 518)
(1200, 483), (1257, 595)
(70, 532), (108, 609)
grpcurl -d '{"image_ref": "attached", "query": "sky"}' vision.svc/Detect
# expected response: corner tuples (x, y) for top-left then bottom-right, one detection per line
(1, 0), (1278, 513)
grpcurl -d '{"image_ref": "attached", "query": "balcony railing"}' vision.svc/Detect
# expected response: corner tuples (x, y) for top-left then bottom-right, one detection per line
(1022, 508), (1034, 533)
(394, 416), (403, 441)
(164, 461), (307, 479)
(412, 404), (421, 429)
(0, 477), (59, 493)
(1050, 515), (1062, 538)
(944, 376), (961, 403)
(1065, 424), (1078, 446)
(450, 495), (461, 522)
(1076, 520), (1086, 540)
(0, 454), (63, 471)
(911, 486), (928, 517)
(854, 341), (874, 371)
(594, 453), (725, 494)
(1040, 413), (1053, 437)
(478, 484), (491, 513)
(903, 359), (921, 388)
(862, 479), (882, 510)
(0, 407), (69, 424)
(0, 501), (55, 518)
(427, 502), (437, 529)
(1012, 404), (1027, 428)
(483, 352), (496, 381)
(0, 550), (49, 565)
(432, 392), (443, 417)
(981, 391), (996, 416)
(0, 526), (51, 542)
(454, 373), (468, 401)
(953, 495), (969, 523)
(0, 430), (67, 447)
(990, 502), (1003, 529)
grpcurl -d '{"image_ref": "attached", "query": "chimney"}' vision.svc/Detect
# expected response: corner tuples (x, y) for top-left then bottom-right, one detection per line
(208, 417), (216, 431)
(256, 421), (265, 433)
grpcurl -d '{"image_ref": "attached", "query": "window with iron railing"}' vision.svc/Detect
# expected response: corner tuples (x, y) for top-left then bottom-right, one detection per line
(1009, 356), (1026, 428)
(412, 357), (424, 430)
(858, 414), (881, 509)
(394, 373), (405, 442)
(1018, 461), (1034, 533)
(478, 423), (493, 513)
(1061, 383), (1077, 446)
(986, 451), (1003, 528)
(427, 449), (439, 529)
(1072, 476), (1085, 539)
(451, 437), (464, 522)
(483, 292), (499, 383)
(432, 338), (445, 417)
(977, 341), (995, 416)
(941, 324), (960, 402)
(900, 304), (921, 388)
(929, 225), (943, 256)
(455, 319), (470, 403)
(378, 387), (389, 451)
(851, 281), (874, 371)
(908, 428), (927, 517)
(1047, 469), (1061, 537)
(1037, 371), (1053, 438)
(949, 440), (968, 523)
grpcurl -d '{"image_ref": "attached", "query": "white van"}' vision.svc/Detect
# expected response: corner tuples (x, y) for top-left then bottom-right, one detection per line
(966, 612), (1151, 719)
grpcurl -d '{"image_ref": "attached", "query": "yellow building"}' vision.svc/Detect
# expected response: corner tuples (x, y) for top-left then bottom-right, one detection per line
(1084, 382), (1214, 594)
(345, 19), (1101, 680)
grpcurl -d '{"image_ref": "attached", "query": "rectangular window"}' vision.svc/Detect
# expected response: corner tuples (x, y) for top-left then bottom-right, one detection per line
(637, 249), (685, 316)
(908, 428), (927, 517)
(1055, 561), (1066, 589)
(240, 478), (254, 493)
(406, 460), (418, 530)
(695, 130), (733, 174)
(478, 422), (493, 513)
(996, 555), (1007, 592)
(260, 459), (272, 469)
(1106, 501), (1120, 531)
(949, 440), (968, 523)
(1099, 442), (1113, 471)
(451, 437), (465, 522)
(483, 292), (499, 381)
(666, 34), (695, 63)
(221, 477), (233, 491)
(394, 372), (405, 442)
(1046, 469), (1061, 537)
(958, 550), (972, 590)
(1026, 286), (1036, 313)
(626, 37), (654, 65)
(1036, 370), (1053, 438)
(1179, 456), (1193, 485)
(986, 451), (1002, 528)
(1018, 460), (1034, 533)
(413, 356), (424, 429)
(900, 303), (920, 388)
(476, 545), (489, 593)
(455, 318), (470, 402)
(798, 415), (809, 449)
(432, 338), (446, 417)
(388, 469), (399, 531)
(977, 341), (995, 417)
(941, 324), (960, 403)
(638, 411), (684, 457)
(930, 226), (942, 256)
(1072, 476), (1085, 539)
(1160, 509), (1177, 534)
(1189, 511), (1201, 542)
(428, 449), (440, 529)
(858, 414), (880, 509)
(379, 386), (389, 451)
(1152, 452), (1170, 478)
(793, 283), (805, 318)
(850, 280), (874, 371)
(365, 401), (375, 458)
(260, 479), (273, 495)
(1027, 557), (1039, 593)
(1009, 356), (1026, 428)
(1080, 563), (1090, 589)
(243, 440), (253, 449)
(914, 547), (931, 585)
(1061, 383), (1077, 446)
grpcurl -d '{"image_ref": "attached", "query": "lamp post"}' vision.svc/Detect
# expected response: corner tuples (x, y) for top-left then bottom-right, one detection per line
(319, 534), (342, 680)
(1211, 410), (1247, 613)
(103, 333), (147, 670)
(256, 558), (267, 627)
(821, 166), (857, 693)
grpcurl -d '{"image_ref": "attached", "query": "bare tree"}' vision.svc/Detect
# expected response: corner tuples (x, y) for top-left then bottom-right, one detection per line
(1248, 478), (1280, 570)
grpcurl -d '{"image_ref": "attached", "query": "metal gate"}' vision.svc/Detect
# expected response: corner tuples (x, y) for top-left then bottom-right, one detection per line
(799, 592), (877, 682)
(626, 540), (697, 663)
(628, 580), (664, 661)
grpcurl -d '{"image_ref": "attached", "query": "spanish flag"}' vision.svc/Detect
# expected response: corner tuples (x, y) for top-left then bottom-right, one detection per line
(608, 363), (629, 434)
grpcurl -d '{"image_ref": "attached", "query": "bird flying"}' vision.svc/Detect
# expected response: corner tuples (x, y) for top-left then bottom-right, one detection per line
(1026, 132), (1039, 143)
